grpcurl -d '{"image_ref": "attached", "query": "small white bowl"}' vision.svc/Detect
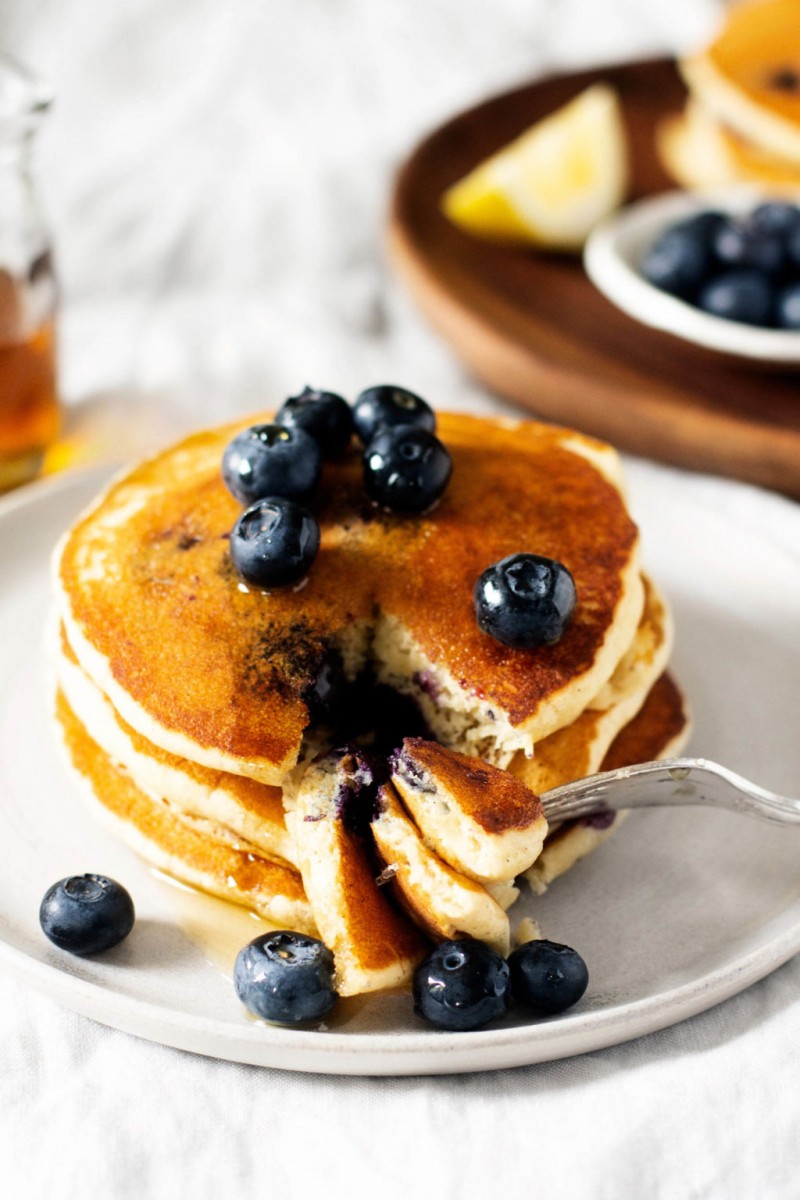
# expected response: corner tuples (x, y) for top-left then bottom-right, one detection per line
(583, 188), (800, 365)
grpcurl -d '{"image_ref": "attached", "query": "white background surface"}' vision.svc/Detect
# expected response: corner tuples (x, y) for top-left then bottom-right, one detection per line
(2, 1), (800, 1197)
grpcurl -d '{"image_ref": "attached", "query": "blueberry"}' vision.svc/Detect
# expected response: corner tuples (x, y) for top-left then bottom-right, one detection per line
(363, 424), (451, 514)
(222, 423), (321, 506)
(234, 931), (337, 1025)
(474, 553), (576, 649)
(302, 650), (347, 723)
(413, 938), (511, 1031)
(641, 224), (713, 299)
(39, 874), (135, 956)
(678, 210), (727, 240)
(750, 202), (800, 239)
(787, 223), (800, 270)
(230, 496), (320, 588)
(776, 281), (800, 329)
(508, 939), (588, 1016)
(712, 217), (785, 275)
(697, 270), (774, 326)
(276, 386), (353, 457)
(353, 385), (435, 445)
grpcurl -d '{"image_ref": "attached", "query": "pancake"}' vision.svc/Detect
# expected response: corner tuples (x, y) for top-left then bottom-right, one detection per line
(53, 688), (316, 933)
(511, 574), (672, 794)
(54, 623), (297, 867)
(681, 0), (800, 166)
(54, 413), (643, 784)
(282, 752), (428, 996)
(370, 782), (511, 955)
(390, 737), (548, 883)
(658, 99), (800, 191)
(524, 671), (690, 893)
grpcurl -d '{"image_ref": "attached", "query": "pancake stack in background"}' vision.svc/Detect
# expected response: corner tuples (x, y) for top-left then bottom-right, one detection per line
(660, 0), (800, 191)
(50, 411), (689, 998)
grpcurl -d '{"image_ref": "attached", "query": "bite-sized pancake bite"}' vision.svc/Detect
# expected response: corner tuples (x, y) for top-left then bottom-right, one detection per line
(371, 782), (511, 955)
(282, 752), (428, 996)
(390, 737), (548, 883)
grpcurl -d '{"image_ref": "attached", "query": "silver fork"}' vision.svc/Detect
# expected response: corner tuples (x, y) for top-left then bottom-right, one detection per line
(541, 757), (800, 826)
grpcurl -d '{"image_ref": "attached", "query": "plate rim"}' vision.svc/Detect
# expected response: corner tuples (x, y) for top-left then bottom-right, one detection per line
(1, 897), (799, 1075)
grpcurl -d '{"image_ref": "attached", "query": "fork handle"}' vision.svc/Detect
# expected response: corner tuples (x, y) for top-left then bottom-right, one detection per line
(540, 757), (800, 826)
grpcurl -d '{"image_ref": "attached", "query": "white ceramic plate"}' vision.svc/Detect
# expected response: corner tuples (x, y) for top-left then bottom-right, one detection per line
(584, 188), (800, 363)
(1, 464), (800, 1075)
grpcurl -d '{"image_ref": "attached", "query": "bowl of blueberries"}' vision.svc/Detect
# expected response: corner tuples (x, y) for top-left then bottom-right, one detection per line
(583, 189), (800, 365)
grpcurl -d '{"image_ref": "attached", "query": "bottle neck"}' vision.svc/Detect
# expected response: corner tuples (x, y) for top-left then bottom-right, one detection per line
(0, 129), (49, 278)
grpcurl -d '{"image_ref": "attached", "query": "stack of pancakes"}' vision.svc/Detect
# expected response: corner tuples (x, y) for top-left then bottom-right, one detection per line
(661, 0), (800, 191)
(51, 412), (689, 996)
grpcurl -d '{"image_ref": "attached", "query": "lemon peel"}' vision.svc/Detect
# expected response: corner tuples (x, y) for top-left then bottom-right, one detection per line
(442, 83), (629, 251)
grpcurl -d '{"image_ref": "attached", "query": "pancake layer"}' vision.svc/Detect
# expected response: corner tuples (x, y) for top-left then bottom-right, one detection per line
(512, 574), (672, 794)
(55, 413), (643, 782)
(680, 0), (800, 165)
(54, 688), (316, 933)
(524, 671), (691, 893)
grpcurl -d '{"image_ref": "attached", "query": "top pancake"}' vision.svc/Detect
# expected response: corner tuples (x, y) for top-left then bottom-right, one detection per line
(55, 412), (641, 785)
(681, 0), (800, 164)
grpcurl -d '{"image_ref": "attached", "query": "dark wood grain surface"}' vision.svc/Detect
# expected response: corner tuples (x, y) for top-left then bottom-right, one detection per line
(388, 59), (800, 498)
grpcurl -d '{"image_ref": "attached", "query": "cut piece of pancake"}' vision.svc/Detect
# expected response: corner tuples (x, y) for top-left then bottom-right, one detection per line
(54, 413), (643, 784)
(371, 782), (511, 955)
(54, 622), (297, 867)
(282, 752), (428, 996)
(53, 687), (316, 933)
(680, 0), (800, 166)
(658, 99), (800, 191)
(524, 671), (690, 893)
(390, 737), (548, 883)
(511, 574), (672, 795)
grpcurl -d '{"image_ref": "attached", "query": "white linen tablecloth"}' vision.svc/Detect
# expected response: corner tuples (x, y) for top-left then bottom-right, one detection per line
(1, 2), (799, 1196)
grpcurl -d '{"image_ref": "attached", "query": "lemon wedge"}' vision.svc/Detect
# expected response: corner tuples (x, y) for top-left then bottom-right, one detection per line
(442, 84), (629, 251)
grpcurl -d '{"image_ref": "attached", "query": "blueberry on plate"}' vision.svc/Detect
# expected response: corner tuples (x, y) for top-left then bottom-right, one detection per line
(39, 874), (135, 956)
(363, 424), (451, 514)
(230, 496), (320, 588)
(234, 931), (337, 1024)
(276, 386), (354, 457)
(353, 385), (436, 445)
(222, 423), (322, 506)
(775, 281), (800, 329)
(507, 939), (588, 1016)
(697, 269), (774, 326)
(413, 938), (511, 1031)
(474, 553), (576, 649)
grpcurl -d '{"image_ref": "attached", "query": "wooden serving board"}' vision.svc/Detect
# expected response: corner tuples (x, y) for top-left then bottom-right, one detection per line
(388, 58), (800, 499)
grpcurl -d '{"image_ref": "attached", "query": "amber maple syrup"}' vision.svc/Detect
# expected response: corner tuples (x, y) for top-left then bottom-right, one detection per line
(0, 298), (58, 491)
(0, 56), (59, 491)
